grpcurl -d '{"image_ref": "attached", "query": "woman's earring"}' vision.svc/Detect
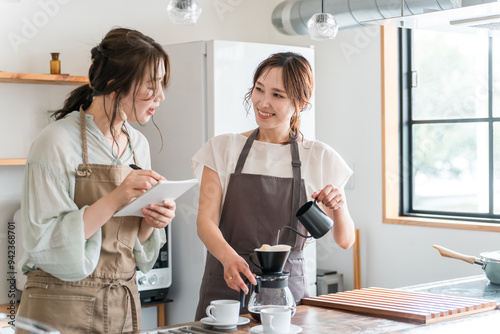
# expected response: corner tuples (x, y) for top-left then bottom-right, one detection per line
(119, 104), (128, 121)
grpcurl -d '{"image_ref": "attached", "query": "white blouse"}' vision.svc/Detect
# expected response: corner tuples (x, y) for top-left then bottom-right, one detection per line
(192, 133), (353, 206)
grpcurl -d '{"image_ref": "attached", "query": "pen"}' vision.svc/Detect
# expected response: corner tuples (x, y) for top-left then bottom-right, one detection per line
(129, 164), (142, 170)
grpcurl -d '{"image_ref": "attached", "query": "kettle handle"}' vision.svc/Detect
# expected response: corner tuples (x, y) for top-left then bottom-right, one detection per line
(238, 278), (251, 308)
(238, 276), (260, 309)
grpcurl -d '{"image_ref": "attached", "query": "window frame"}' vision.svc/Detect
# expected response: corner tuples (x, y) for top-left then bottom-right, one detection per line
(381, 26), (500, 232)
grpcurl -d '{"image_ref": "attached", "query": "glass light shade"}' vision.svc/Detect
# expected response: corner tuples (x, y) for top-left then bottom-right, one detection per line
(307, 13), (338, 41)
(167, 0), (202, 25)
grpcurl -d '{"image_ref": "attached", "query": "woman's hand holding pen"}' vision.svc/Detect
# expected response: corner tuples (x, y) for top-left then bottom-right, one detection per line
(115, 166), (176, 242)
(126, 164), (176, 229)
(113, 168), (165, 208)
(84, 168), (169, 240)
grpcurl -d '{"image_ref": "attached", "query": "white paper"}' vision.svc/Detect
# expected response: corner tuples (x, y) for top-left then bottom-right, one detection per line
(113, 179), (198, 217)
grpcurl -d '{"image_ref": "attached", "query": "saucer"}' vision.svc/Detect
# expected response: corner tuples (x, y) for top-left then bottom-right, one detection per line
(250, 324), (302, 334)
(200, 316), (250, 329)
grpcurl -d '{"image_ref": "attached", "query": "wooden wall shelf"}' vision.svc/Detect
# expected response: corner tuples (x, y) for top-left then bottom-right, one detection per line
(0, 71), (89, 85)
(0, 159), (27, 166)
(0, 71), (90, 166)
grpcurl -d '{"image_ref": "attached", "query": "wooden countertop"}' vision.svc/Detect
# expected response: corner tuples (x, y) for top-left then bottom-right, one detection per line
(135, 304), (500, 333)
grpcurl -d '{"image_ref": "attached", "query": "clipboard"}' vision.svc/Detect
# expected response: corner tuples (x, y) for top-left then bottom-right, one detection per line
(113, 179), (198, 217)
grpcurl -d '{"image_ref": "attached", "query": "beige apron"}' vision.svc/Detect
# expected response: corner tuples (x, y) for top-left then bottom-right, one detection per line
(17, 110), (142, 334)
(195, 128), (308, 320)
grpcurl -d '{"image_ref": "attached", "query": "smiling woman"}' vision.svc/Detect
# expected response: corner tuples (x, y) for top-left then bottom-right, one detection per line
(244, 52), (313, 144)
(191, 52), (355, 320)
(251, 67), (295, 136)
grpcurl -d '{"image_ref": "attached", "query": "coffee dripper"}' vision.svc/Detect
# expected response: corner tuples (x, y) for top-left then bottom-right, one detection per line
(240, 246), (296, 321)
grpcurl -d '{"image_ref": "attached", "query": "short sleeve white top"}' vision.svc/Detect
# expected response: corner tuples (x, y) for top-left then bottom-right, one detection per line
(192, 133), (353, 205)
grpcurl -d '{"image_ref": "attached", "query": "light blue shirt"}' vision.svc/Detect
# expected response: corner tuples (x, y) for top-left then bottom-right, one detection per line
(19, 111), (166, 281)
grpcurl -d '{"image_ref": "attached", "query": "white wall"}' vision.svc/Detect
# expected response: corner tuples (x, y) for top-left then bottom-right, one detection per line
(1, 0), (499, 326)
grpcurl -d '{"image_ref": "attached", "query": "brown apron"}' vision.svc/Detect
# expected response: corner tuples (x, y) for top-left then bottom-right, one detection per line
(195, 128), (308, 320)
(17, 110), (143, 334)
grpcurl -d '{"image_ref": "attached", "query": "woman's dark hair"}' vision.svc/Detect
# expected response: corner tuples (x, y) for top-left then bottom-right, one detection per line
(53, 27), (170, 138)
(244, 52), (314, 142)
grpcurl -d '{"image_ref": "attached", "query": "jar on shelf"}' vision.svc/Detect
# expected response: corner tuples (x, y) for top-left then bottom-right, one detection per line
(50, 53), (61, 74)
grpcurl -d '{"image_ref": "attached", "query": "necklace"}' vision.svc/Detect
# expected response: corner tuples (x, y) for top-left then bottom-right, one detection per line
(103, 123), (127, 141)
(104, 131), (123, 141)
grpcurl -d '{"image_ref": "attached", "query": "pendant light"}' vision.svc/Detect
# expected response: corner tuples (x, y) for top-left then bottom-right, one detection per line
(307, 0), (338, 40)
(167, 0), (202, 25)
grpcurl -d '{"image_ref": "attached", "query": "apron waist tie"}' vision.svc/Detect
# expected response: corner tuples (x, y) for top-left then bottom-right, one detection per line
(103, 279), (138, 334)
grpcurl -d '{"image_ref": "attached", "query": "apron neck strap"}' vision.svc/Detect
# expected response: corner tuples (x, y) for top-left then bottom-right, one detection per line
(288, 136), (301, 246)
(234, 128), (259, 174)
(79, 106), (89, 164)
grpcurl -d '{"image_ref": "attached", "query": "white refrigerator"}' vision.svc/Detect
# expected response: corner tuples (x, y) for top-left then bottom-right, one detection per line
(135, 40), (316, 325)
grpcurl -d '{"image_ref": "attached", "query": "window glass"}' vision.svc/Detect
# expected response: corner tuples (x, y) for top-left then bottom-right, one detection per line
(412, 122), (489, 213)
(412, 30), (489, 120)
(494, 123), (500, 214)
(493, 39), (500, 118)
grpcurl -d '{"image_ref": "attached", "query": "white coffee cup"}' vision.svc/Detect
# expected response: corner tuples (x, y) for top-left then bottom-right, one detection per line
(261, 307), (291, 333)
(205, 299), (240, 324)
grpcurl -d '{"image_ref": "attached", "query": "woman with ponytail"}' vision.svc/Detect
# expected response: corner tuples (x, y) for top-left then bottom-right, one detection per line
(192, 52), (355, 319)
(17, 28), (174, 333)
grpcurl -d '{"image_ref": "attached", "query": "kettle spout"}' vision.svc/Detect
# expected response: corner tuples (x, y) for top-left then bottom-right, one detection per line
(281, 225), (312, 239)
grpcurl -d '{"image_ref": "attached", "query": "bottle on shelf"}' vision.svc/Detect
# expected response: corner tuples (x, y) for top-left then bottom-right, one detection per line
(50, 53), (61, 75)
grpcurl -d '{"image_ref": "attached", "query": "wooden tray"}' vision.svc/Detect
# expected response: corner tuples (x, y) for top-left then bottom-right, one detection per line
(301, 287), (497, 324)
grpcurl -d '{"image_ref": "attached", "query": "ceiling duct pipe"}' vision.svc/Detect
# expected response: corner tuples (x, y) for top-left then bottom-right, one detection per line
(272, 0), (494, 35)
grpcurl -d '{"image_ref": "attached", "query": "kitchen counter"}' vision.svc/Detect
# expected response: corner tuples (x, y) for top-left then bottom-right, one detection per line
(401, 274), (500, 304)
(133, 275), (500, 333)
(135, 303), (500, 333)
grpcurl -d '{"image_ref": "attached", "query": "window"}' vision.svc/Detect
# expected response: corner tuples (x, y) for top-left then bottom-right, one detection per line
(381, 27), (500, 231)
(401, 28), (499, 222)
